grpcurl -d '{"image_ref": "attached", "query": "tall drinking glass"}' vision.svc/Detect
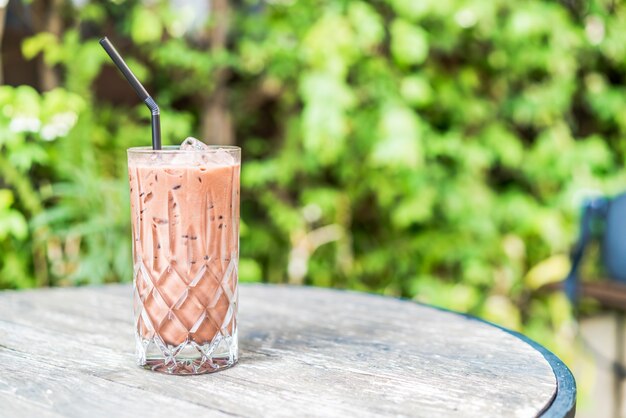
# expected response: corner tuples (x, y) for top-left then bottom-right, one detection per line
(127, 145), (240, 375)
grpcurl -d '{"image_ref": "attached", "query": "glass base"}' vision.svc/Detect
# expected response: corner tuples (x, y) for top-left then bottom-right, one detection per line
(137, 331), (238, 375)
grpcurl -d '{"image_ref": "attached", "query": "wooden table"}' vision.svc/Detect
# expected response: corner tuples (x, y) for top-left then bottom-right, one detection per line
(0, 284), (575, 417)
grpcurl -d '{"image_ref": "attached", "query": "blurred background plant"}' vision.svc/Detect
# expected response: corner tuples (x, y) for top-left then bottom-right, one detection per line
(1, 0), (626, 411)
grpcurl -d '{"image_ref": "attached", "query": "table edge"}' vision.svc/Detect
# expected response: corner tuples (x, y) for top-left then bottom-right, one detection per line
(426, 304), (577, 418)
(511, 331), (576, 418)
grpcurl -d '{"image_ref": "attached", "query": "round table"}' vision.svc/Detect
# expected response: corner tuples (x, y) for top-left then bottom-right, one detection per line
(0, 284), (575, 417)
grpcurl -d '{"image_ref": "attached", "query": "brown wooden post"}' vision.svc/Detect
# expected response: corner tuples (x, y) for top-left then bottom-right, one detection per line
(30, 0), (63, 91)
(200, 0), (233, 145)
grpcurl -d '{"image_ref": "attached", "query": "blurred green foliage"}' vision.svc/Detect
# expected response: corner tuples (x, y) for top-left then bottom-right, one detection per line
(1, 0), (626, 362)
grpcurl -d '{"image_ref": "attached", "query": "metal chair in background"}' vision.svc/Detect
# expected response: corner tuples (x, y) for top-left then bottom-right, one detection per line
(563, 193), (626, 417)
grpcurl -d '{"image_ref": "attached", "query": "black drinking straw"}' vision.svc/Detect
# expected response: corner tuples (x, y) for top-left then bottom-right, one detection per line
(99, 37), (162, 150)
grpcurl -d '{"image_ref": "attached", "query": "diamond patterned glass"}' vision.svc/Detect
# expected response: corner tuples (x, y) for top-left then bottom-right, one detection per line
(128, 146), (240, 375)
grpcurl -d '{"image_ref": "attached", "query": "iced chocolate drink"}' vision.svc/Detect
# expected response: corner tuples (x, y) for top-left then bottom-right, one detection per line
(128, 139), (240, 374)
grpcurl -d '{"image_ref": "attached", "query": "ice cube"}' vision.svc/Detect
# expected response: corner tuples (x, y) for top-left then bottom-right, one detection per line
(207, 149), (236, 166)
(180, 137), (209, 150)
(177, 137), (236, 166)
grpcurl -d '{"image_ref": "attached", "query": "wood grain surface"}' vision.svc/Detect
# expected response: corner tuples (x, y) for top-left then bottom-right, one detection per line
(0, 284), (561, 417)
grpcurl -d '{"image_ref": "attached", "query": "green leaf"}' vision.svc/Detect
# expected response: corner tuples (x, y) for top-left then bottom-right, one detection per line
(347, 2), (384, 50)
(391, 187), (437, 228)
(481, 295), (522, 331)
(389, 0), (431, 21)
(131, 8), (163, 44)
(300, 72), (354, 164)
(302, 13), (356, 77)
(0, 190), (14, 210)
(400, 75), (433, 107)
(239, 258), (262, 283)
(524, 255), (570, 290)
(0, 209), (28, 240)
(371, 106), (422, 169)
(80, 3), (106, 23)
(390, 20), (429, 66)
(22, 33), (58, 60)
(7, 142), (48, 170)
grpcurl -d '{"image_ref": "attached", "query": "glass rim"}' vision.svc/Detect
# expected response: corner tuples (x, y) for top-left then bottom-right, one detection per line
(127, 145), (240, 154)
